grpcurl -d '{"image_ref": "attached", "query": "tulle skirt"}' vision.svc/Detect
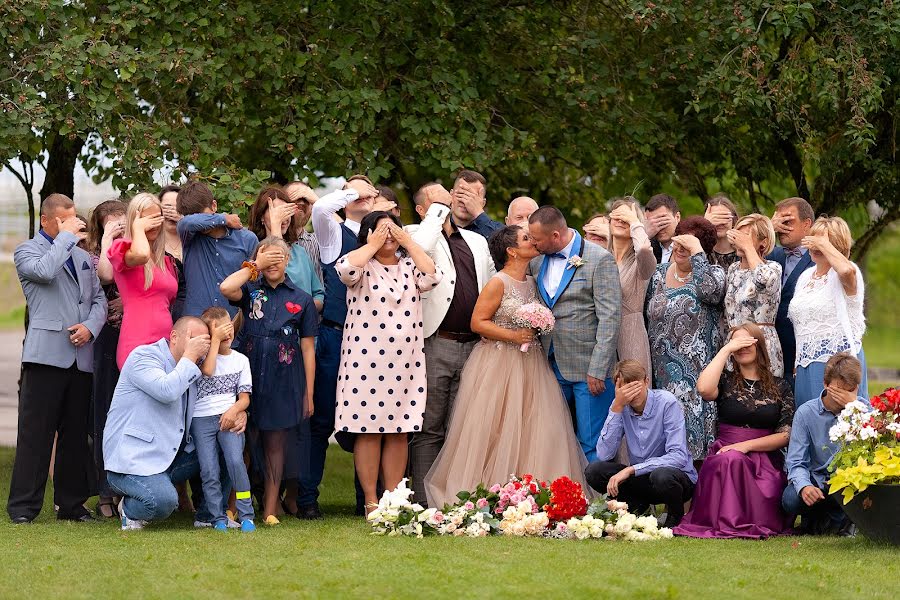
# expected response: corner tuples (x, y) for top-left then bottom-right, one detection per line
(424, 339), (590, 508)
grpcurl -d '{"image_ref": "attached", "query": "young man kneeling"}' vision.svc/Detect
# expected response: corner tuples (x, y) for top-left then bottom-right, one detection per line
(584, 360), (696, 527)
(782, 353), (869, 535)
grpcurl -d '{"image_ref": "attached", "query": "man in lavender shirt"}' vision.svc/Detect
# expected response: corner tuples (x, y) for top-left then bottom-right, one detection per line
(585, 360), (697, 527)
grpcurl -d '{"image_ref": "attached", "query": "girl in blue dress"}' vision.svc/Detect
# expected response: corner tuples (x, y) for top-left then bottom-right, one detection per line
(220, 236), (318, 525)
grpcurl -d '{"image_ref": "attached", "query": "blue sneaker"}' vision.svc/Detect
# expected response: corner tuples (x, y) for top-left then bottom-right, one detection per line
(241, 519), (256, 533)
(213, 521), (228, 532)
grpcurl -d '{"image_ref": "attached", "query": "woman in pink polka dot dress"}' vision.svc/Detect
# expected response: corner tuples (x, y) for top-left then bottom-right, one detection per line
(334, 211), (441, 514)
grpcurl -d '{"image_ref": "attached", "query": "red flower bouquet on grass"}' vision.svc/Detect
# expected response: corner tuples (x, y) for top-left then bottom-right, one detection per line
(544, 476), (588, 522)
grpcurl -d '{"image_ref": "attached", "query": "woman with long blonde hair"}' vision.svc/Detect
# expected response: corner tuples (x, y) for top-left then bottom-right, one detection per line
(607, 196), (655, 373)
(108, 192), (179, 368)
(724, 214), (784, 377)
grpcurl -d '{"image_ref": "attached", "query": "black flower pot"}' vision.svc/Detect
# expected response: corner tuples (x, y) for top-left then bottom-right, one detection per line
(842, 484), (900, 545)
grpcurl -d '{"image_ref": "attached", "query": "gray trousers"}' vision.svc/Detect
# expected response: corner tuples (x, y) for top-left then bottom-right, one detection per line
(409, 335), (478, 506)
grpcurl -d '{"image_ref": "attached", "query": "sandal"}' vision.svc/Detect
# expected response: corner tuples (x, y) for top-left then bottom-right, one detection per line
(97, 498), (119, 519)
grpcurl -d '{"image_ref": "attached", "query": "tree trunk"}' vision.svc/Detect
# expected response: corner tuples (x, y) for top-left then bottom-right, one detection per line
(38, 133), (85, 202)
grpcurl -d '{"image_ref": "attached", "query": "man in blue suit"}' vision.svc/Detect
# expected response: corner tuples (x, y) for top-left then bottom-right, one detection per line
(103, 317), (226, 530)
(766, 197), (815, 386)
(7, 194), (107, 524)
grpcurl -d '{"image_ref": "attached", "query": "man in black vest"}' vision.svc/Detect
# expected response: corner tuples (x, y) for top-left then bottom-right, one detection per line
(300, 175), (378, 519)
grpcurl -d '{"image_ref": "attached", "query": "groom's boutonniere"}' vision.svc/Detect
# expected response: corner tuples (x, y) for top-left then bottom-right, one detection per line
(566, 255), (586, 270)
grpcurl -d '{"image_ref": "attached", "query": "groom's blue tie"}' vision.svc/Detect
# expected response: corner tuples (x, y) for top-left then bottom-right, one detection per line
(549, 252), (567, 260)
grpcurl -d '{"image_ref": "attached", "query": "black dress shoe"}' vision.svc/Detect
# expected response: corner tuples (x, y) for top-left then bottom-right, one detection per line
(11, 516), (33, 525)
(57, 512), (96, 523)
(297, 503), (323, 520)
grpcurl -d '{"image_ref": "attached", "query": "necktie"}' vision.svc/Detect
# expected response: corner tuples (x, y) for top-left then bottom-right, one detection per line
(550, 252), (567, 260)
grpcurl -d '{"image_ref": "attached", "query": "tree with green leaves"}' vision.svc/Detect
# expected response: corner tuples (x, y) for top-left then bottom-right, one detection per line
(1, 1), (898, 258)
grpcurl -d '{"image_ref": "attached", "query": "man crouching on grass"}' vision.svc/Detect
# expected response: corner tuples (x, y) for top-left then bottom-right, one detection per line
(584, 360), (697, 528)
(103, 317), (246, 530)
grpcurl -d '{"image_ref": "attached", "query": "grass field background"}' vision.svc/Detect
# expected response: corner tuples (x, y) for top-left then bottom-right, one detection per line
(0, 447), (898, 599)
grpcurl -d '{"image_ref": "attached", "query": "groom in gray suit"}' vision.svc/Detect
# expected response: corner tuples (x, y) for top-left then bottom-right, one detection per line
(528, 206), (621, 462)
(7, 194), (107, 523)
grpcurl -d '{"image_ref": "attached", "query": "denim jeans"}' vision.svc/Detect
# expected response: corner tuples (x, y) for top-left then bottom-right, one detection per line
(781, 482), (849, 533)
(107, 449), (220, 523)
(191, 415), (254, 524)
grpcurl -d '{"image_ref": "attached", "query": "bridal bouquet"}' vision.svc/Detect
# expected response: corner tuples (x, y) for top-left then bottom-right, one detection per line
(369, 474), (673, 541)
(512, 303), (555, 352)
(828, 388), (900, 503)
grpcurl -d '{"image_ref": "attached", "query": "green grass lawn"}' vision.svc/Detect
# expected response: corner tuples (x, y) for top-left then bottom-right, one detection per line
(0, 448), (898, 599)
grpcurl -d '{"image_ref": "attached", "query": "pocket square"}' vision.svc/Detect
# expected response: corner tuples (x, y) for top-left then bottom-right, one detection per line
(81, 261), (90, 270)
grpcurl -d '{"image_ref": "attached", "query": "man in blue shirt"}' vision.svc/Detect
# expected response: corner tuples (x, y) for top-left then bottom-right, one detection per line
(176, 181), (259, 317)
(585, 360), (697, 527)
(783, 353), (868, 535)
(449, 169), (503, 238)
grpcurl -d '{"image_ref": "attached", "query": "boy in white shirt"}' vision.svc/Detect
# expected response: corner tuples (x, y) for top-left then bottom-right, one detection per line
(192, 307), (254, 532)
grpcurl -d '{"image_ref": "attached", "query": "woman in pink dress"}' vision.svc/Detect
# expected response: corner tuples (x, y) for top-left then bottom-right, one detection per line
(334, 211), (441, 514)
(107, 192), (179, 368)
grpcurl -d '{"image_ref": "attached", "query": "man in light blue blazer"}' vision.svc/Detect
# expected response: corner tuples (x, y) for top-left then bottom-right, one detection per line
(103, 317), (232, 529)
(7, 194), (107, 524)
(528, 206), (622, 461)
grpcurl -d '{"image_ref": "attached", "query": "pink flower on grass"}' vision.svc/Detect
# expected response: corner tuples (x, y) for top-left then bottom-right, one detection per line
(464, 501), (475, 511)
(476, 498), (489, 509)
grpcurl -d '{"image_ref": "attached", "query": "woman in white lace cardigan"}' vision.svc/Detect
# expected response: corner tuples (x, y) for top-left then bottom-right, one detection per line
(787, 216), (867, 406)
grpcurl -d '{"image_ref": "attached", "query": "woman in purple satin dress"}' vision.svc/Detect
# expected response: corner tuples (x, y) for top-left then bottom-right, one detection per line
(675, 323), (794, 539)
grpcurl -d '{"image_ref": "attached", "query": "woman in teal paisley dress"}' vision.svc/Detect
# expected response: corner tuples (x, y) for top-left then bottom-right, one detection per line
(646, 217), (726, 461)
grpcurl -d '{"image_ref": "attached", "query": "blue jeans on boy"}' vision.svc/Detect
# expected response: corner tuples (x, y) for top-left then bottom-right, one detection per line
(550, 356), (614, 463)
(191, 415), (254, 524)
(781, 482), (849, 533)
(108, 449), (219, 522)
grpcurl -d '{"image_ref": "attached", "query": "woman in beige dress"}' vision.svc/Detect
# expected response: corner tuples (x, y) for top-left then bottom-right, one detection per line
(424, 226), (590, 509)
(608, 197), (656, 373)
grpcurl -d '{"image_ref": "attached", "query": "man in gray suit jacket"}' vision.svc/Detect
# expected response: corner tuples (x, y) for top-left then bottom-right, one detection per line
(528, 206), (622, 462)
(103, 317), (214, 530)
(7, 194), (107, 524)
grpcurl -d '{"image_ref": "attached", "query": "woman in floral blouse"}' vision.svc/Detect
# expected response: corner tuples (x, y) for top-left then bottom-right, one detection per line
(724, 214), (784, 376)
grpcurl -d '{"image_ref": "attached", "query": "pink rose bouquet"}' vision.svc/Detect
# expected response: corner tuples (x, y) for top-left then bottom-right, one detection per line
(513, 302), (555, 352)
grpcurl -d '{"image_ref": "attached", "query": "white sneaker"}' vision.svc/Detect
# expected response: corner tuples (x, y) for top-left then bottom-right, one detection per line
(194, 518), (240, 528)
(119, 498), (147, 531)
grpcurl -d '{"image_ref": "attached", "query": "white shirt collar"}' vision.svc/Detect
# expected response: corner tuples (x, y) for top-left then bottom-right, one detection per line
(557, 228), (577, 259)
(344, 219), (361, 235)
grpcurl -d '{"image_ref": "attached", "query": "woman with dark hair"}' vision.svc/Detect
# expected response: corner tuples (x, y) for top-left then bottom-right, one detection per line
(675, 323), (794, 538)
(248, 186), (324, 311)
(645, 216), (726, 460)
(87, 199), (127, 518)
(333, 211), (441, 514)
(424, 226), (591, 508)
(705, 194), (740, 269)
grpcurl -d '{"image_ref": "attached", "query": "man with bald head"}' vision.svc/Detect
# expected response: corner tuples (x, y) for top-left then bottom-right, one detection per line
(104, 317), (246, 530)
(506, 196), (539, 227)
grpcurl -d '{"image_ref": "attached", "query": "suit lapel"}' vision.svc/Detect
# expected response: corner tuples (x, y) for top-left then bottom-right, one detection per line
(551, 232), (584, 306)
(536, 255), (552, 306)
(784, 251), (813, 292)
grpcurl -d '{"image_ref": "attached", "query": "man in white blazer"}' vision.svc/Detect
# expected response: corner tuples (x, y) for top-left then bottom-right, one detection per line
(405, 183), (495, 505)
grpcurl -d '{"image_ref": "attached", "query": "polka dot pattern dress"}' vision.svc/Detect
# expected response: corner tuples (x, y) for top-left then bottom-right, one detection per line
(334, 256), (442, 434)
